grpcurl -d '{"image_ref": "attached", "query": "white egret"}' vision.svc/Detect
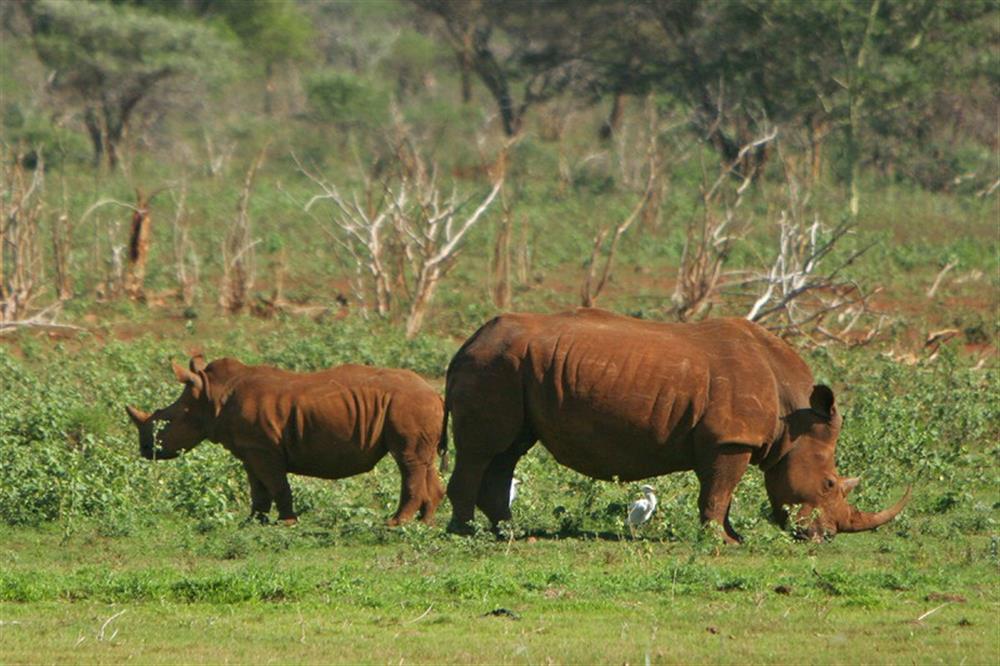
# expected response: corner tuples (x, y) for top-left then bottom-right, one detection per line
(509, 478), (521, 508)
(627, 484), (657, 536)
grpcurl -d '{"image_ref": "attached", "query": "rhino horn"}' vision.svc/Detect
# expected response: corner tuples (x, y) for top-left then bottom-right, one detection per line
(125, 405), (151, 426)
(837, 487), (911, 533)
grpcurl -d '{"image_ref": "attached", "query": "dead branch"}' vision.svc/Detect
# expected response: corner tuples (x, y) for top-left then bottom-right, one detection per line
(124, 188), (154, 301)
(581, 147), (659, 307)
(300, 152), (401, 317)
(51, 175), (74, 301)
(169, 182), (198, 306)
(1, 148), (45, 324)
(925, 260), (957, 298)
(0, 303), (85, 336)
(742, 151), (878, 343)
(491, 186), (513, 309)
(301, 123), (508, 337)
(220, 146), (268, 313)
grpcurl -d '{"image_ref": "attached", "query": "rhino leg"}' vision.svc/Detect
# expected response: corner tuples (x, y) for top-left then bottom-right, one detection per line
(388, 450), (429, 526)
(695, 444), (752, 544)
(244, 449), (296, 523)
(476, 444), (529, 527)
(445, 379), (529, 533)
(244, 463), (272, 524)
(418, 466), (445, 524)
(446, 454), (490, 533)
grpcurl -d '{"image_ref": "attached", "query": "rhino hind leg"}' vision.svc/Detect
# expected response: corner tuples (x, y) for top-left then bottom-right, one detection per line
(446, 455), (490, 532)
(445, 377), (531, 533)
(476, 443), (530, 527)
(694, 444), (753, 544)
(388, 453), (430, 526)
(418, 466), (445, 524)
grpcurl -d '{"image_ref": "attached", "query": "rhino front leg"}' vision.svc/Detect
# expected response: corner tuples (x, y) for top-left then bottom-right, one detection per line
(695, 444), (753, 544)
(244, 450), (296, 525)
(243, 462), (272, 524)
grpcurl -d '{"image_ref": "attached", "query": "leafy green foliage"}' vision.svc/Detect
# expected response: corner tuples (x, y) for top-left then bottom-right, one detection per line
(305, 71), (389, 129)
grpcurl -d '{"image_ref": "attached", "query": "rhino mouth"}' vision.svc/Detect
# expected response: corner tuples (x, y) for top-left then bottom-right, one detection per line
(139, 444), (179, 461)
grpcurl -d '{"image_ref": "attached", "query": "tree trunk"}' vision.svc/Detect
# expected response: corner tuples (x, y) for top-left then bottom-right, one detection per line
(458, 30), (474, 104)
(84, 108), (104, 168)
(405, 267), (439, 339)
(599, 90), (627, 140)
(264, 61), (275, 116)
(491, 206), (512, 309)
(124, 201), (151, 301)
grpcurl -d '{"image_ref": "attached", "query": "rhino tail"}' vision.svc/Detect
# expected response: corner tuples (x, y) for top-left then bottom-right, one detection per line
(438, 399), (450, 473)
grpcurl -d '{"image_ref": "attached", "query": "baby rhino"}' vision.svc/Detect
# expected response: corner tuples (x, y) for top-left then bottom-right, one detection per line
(126, 355), (445, 526)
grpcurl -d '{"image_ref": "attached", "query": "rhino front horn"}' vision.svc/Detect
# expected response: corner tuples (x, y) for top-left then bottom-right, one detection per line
(839, 486), (912, 533)
(125, 405), (151, 427)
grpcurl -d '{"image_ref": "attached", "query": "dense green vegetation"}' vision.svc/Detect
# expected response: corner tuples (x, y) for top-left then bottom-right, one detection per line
(1, 0), (997, 663)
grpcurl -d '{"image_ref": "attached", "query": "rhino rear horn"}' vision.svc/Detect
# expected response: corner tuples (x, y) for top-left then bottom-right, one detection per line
(125, 405), (150, 427)
(838, 487), (911, 533)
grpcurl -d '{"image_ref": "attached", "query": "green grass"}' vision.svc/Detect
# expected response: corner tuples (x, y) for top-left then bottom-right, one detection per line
(1, 326), (997, 663)
(1, 521), (996, 664)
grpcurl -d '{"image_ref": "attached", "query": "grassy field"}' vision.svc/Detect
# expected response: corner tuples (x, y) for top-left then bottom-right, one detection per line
(2, 520), (996, 664)
(2, 15), (998, 660)
(1, 317), (997, 663)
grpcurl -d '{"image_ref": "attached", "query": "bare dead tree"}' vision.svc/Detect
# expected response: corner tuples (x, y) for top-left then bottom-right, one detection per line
(301, 127), (506, 337)
(395, 136), (506, 338)
(581, 148), (659, 308)
(925, 259), (958, 299)
(0, 149), (45, 324)
(220, 148), (267, 314)
(52, 176), (75, 301)
(491, 186), (513, 309)
(203, 130), (235, 178)
(671, 129), (778, 321)
(514, 211), (531, 286)
(741, 152), (879, 344)
(168, 182), (199, 307)
(123, 186), (170, 301)
(74, 197), (138, 301)
(123, 189), (151, 301)
(301, 154), (404, 317)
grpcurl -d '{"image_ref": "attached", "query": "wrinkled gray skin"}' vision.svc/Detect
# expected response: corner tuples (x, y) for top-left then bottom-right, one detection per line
(442, 310), (911, 542)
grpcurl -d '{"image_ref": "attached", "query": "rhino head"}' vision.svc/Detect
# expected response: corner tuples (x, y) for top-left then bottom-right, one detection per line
(764, 385), (910, 540)
(125, 355), (215, 461)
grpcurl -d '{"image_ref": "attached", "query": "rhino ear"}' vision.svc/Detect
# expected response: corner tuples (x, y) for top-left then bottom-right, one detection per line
(172, 361), (204, 396)
(841, 476), (860, 495)
(189, 354), (207, 373)
(810, 384), (836, 419)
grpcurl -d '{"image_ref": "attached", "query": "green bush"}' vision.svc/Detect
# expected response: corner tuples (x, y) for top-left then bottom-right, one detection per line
(305, 71), (389, 129)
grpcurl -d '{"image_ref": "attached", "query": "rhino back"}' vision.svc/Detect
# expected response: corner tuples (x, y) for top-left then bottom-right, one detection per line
(215, 365), (430, 479)
(450, 309), (814, 479)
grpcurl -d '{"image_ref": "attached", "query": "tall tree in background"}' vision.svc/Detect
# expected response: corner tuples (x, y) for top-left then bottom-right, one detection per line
(25, 0), (226, 169)
(202, 0), (313, 116)
(411, 0), (586, 136)
(112, 0), (314, 116)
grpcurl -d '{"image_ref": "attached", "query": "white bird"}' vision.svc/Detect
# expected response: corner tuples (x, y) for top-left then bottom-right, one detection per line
(627, 485), (657, 536)
(509, 478), (521, 508)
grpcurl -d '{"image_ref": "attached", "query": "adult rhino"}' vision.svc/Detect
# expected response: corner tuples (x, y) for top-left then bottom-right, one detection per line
(443, 308), (909, 542)
(126, 355), (445, 525)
